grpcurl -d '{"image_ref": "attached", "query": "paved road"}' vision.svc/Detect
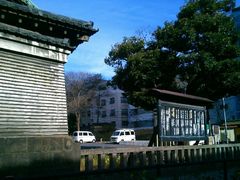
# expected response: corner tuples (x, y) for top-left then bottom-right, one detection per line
(79, 141), (149, 149)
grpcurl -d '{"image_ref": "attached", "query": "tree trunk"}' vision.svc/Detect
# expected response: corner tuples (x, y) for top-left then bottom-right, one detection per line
(75, 112), (80, 131)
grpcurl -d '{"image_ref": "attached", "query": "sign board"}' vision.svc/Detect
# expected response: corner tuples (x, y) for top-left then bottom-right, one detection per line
(157, 100), (208, 141)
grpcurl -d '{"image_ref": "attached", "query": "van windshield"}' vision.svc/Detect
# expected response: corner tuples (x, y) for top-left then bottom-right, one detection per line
(112, 131), (120, 136)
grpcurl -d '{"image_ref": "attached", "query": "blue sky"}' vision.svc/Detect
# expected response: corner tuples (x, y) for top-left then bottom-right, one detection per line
(32, 0), (240, 80)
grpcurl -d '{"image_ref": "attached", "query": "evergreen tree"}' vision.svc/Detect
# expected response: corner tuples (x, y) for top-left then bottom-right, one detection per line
(105, 0), (240, 110)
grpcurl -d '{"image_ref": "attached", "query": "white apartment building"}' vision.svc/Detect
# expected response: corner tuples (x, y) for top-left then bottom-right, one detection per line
(81, 85), (153, 129)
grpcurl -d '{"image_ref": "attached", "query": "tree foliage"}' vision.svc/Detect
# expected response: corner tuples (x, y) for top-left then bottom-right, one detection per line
(65, 72), (103, 131)
(105, 0), (240, 110)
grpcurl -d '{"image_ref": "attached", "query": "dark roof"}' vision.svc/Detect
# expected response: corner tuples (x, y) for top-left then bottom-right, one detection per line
(6, 0), (37, 8)
(151, 88), (213, 107)
(0, 0), (98, 51)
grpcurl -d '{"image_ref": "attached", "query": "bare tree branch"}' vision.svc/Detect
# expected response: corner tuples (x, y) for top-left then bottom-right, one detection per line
(65, 72), (103, 131)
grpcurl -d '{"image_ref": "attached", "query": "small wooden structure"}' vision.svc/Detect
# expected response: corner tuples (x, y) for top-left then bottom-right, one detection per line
(149, 89), (213, 146)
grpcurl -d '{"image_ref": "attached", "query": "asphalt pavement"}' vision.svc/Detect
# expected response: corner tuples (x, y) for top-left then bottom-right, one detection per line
(79, 140), (149, 149)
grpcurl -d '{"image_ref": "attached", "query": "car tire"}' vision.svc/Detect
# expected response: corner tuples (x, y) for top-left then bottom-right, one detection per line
(92, 139), (96, 143)
(80, 140), (83, 144)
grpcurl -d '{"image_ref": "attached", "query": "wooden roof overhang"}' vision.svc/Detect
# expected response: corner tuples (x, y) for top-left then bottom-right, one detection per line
(151, 88), (214, 107)
(0, 0), (98, 51)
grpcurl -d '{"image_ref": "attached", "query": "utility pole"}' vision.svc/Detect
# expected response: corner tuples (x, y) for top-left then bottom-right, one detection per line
(97, 90), (100, 124)
(222, 97), (228, 144)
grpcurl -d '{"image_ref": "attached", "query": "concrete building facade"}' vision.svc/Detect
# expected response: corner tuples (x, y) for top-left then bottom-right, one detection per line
(81, 85), (153, 130)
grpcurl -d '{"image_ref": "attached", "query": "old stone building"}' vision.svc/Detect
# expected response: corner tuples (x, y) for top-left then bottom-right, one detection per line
(0, 0), (97, 178)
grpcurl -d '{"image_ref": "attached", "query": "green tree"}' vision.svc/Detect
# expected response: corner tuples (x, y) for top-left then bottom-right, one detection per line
(65, 72), (103, 132)
(105, 0), (240, 110)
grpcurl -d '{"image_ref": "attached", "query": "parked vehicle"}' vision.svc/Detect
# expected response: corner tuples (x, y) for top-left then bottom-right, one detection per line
(110, 129), (136, 143)
(189, 140), (205, 146)
(72, 131), (96, 143)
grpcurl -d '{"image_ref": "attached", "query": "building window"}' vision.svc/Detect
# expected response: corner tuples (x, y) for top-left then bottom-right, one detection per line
(101, 111), (107, 118)
(122, 121), (128, 127)
(121, 96), (128, 103)
(129, 109), (138, 116)
(101, 99), (106, 106)
(110, 97), (115, 104)
(87, 111), (91, 117)
(81, 111), (86, 118)
(110, 109), (116, 116)
(96, 110), (99, 115)
(96, 99), (100, 106)
(121, 109), (128, 116)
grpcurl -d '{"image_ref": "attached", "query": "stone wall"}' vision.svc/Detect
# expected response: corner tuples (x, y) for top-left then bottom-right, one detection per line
(0, 136), (81, 178)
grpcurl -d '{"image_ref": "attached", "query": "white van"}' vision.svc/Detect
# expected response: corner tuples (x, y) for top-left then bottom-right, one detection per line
(110, 129), (136, 143)
(72, 131), (96, 143)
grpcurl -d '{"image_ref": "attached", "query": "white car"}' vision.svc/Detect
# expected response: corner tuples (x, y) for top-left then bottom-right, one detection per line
(110, 129), (136, 143)
(72, 131), (96, 143)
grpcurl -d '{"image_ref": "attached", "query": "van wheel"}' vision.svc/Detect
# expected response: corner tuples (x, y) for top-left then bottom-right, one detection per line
(92, 139), (96, 143)
(80, 140), (83, 144)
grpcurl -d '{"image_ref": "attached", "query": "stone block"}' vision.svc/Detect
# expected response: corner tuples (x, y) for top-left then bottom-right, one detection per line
(0, 136), (81, 178)
(0, 137), (27, 154)
(27, 136), (63, 153)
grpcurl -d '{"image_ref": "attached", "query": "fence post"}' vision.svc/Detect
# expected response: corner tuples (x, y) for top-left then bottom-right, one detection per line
(177, 149), (183, 164)
(128, 152), (135, 168)
(80, 155), (85, 172)
(192, 148), (196, 163)
(120, 152), (128, 169)
(98, 154), (105, 171)
(167, 149), (172, 164)
(109, 153), (117, 170)
(86, 154), (93, 172)
(139, 151), (147, 168)
(186, 149), (191, 163)
(198, 148), (202, 162)
(235, 146), (240, 160)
